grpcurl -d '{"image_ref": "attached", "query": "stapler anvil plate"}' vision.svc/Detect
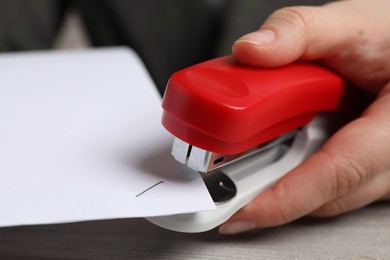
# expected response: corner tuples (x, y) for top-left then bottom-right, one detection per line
(147, 56), (350, 233)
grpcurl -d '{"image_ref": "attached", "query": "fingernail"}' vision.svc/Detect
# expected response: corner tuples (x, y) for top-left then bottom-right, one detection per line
(235, 30), (276, 45)
(219, 220), (256, 235)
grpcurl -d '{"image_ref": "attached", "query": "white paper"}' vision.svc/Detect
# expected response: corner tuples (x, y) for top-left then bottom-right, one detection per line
(0, 48), (215, 227)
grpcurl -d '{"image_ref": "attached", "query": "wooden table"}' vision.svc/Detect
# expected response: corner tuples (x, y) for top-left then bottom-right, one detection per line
(0, 202), (389, 259)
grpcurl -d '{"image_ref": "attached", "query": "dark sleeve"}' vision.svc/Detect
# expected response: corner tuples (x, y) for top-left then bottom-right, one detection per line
(0, 0), (67, 52)
(75, 0), (219, 95)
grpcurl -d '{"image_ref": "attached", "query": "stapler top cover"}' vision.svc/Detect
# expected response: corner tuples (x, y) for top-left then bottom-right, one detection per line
(161, 56), (347, 155)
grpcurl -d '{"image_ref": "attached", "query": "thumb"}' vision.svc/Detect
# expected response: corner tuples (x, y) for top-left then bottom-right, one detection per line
(232, 2), (369, 67)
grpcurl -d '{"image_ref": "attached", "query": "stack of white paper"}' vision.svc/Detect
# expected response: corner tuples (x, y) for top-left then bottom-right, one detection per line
(0, 48), (215, 227)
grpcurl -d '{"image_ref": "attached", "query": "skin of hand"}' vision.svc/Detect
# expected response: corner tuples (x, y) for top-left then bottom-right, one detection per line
(219, 0), (390, 235)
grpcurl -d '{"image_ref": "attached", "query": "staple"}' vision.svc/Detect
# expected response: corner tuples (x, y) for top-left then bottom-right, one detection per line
(135, 180), (164, 197)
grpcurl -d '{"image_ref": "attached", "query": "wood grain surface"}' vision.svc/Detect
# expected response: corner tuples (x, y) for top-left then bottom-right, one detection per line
(0, 202), (389, 259)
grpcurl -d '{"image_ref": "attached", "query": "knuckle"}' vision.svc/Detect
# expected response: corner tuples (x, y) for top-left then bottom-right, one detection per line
(250, 203), (295, 227)
(319, 149), (368, 197)
(312, 200), (345, 217)
(274, 205), (296, 225)
(268, 6), (313, 34)
(268, 189), (300, 225)
(245, 191), (299, 227)
(336, 163), (364, 196)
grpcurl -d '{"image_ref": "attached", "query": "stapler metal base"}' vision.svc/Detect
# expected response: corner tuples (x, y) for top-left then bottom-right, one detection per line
(146, 115), (331, 233)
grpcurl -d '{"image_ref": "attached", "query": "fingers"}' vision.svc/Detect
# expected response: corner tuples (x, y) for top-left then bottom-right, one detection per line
(219, 89), (390, 235)
(232, 4), (350, 66)
(232, 6), (318, 67)
(232, 0), (390, 82)
(311, 169), (390, 217)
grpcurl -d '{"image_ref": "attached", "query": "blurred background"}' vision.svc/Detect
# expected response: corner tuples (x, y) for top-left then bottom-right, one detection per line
(0, 0), (329, 94)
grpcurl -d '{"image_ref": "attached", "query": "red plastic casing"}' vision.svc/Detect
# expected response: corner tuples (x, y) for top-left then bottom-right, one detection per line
(161, 56), (347, 155)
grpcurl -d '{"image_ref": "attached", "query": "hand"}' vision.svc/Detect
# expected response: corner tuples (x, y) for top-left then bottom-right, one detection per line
(219, 0), (390, 234)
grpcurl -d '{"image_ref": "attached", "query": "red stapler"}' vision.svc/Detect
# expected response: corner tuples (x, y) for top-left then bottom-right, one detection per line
(147, 56), (351, 233)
